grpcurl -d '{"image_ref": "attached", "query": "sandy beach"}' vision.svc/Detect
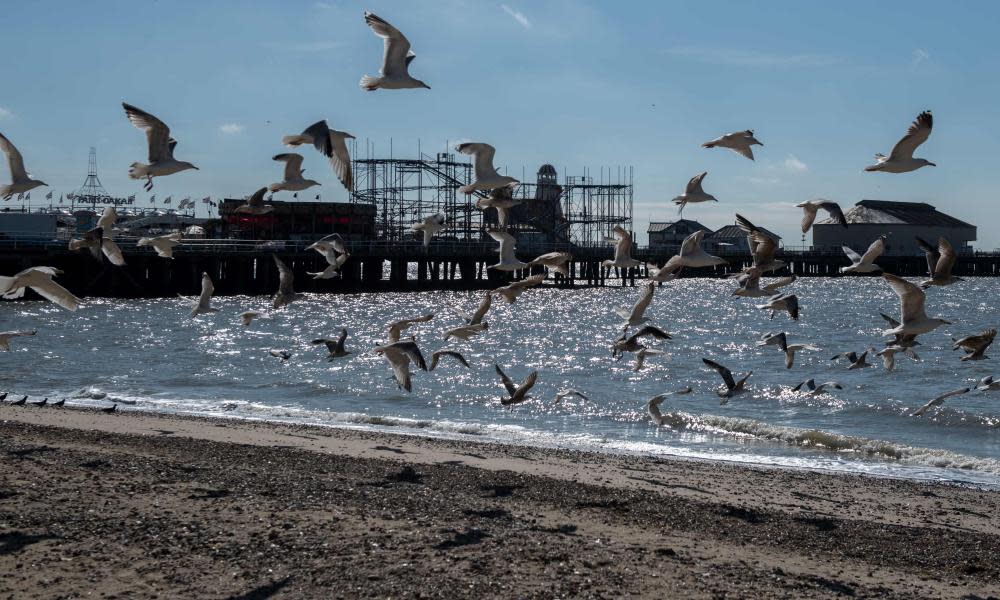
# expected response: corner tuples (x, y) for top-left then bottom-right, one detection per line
(0, 405), (998, 599)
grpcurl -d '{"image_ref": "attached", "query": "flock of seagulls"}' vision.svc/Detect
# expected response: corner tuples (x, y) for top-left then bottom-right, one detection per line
(0, 10), (990, 422)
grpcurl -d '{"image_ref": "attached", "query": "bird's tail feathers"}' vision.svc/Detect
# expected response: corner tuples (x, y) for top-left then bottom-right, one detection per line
(128, 163), (148, 179)
(458, 184), (475, 194)
(359, 75), (380, 91)
(282, 134), (310, 147)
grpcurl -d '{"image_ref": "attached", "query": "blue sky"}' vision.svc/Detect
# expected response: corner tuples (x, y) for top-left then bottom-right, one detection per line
(2, 1), (998, 246)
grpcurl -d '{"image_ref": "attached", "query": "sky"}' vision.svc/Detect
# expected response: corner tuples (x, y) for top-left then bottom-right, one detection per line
(1, 1), (999, 246)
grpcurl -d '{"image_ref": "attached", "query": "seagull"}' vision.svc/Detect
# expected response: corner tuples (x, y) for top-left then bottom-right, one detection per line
(239, 310), (262, 327)
(495, 364), (538, 407)
(876, 345), (919, 371)
(645, 387), (694, 425)
(269, 154), (320, 193)
(911, 387), (969, 417)
(732, 272), (796, 298)
(429, 350), (470, 371)
(602, 225), (640, 270)
(305, 234), (347, 255)
(0, 330), (35, 351)
(375, 340), (428, 392)
(672, 172), (717, 215)
(758, 332), (819, 368)
(975, 376), (1000, 392)
(553, 389), (589, 404)
(757, 293), (799, 320)
(916, 237), (962, 288)
(269, 349), (292, 361)
(443, 322), (488, 341)
(311, 329), (351, 360)
(702, 358), (751, 404)
(612, 325), (671, 358)
(450, 291), (492, 325)
(282, 120), (354, 191)
(476, 187), (522, 227)
(456, 143), (518, 194)
(101, 404), (118, 414)
(615, 282), (655, 328)
(272, 256), (304, 309)
(879, 313), (920, 348)
(831, 350), (874, 370)
(0, 132), (47, 200)
(664, 230), (727, 272)
(953, 328), (996, 361)
(30, 398), (47, 407)
(137, 232), (183, 258)
(882, 273), (950, 337)
(865, 111), (935, 174)
(736, 214), (784, 273)
(792, 379), (843, 395)
(387, 313), (434, 343)
(51, 399), (65, 408)
(528, 252), (573, 277)
(0, 266), (81, 311)
(360, 11), (431, 91)
(190, 272), (219, 317)
(68, 207), (126, 266)
(122, 102), (198, 191)
(493, 273), (545, 304)
(411, 212), (446, 247)
(633, 348), (665, 371)
(840, 236), (886, 274)
(646, 262), (678, 283)
(10, 395), (27, 406)
(487, 229), (528, 271)
(306, 242), (349, 280)
(796, 199), (847, 233)
(702, 130), (762, 160)
(233, 187), (274, 215)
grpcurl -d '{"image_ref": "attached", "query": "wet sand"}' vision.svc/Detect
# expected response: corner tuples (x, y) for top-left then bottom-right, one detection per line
(1, 405), (998, 599)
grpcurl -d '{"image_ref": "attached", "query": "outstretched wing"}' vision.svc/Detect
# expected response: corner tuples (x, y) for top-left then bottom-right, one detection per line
(456, 142), (500, 181)
(273, 153), (305, 181)
(364, 11), (413, 78)
(494, 364), (518, 397)
(0, 132), (29, 181)
(702, 358), (736, 390)
(123, 103), (172, 163)
(685, 171), (708, 194)
(888, 111), (933, 161)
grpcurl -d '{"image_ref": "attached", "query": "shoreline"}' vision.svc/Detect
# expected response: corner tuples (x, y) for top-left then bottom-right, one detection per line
(2, 404), (999, 598)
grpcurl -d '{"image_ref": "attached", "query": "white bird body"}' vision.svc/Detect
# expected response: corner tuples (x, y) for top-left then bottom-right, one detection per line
(493, 274), (545, 304)
(411, 212), (446, 247)
(528, 252), (572, 277)
(450, 291), (492, 325)
(269, 153), (320, 193)
(233, 188), (273, 216)
(375, 340), (428, 392)
(455, 143), (518, 194)
(443, 322), (488, 341)
(487, 229), (527, 271)
(554, 389), (589, 404)
(881, 273), (950, 337)
(312, 329), (351, 360)
(360, 11), (431, 91)
(645, 387), (693, 425)
(796, 199), (847, 233)
(672, 172), (716, 215)
(646, 262), (678, 283)
(282, 120), (354, 191)
(876, 345), (919, 371)
(664, 230), (727, 271)
(190, 272), (219, 316)
(865, 111), (935, 174)
(911, 387), (969, 417)
(733, 272), (796, 298)
(387, 313), (434, 343)
(122, 103), (198, 191)
(476, 188), (522, 227)
(0, 132), (47, 200)
(307, 247), (349, 280)
(495, 364), (538, 407)
(756, 293), (799, 321)
(272, 256), (304, 309)
(916, 236), (962, 288)
(137, 232), (183, 259)
(615, 282), (655, 328)
(840, 237), (886, 274)
(602, 225), (640, 269)
(239, 310), (263, 327)
(702, 130), (762, 160)
(0, 266), (80, 311)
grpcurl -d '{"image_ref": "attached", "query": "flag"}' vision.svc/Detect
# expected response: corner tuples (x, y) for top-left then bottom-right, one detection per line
(293, 193), (298, 198)
(17, 193), (23, 201)
(46, 191), (53, 200)
(149, 195), (156, 204)
(163, 196), (171, 205)
(315, 194), (320, 200)
(128, 194), (136, 201)
(24, 193), (30, 200)
(67, 193), (75, 200)
(59, 194), (64, 202)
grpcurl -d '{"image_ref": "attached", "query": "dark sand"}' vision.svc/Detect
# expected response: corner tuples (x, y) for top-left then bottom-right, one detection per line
(1, 405), (998, 599)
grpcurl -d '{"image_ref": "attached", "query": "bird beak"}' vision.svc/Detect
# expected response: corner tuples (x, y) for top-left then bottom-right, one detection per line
(192, 166), (200, 170)
(929, 162), (937, 167)
(423, 83), (432, 89)
(942, 319), (952, 325)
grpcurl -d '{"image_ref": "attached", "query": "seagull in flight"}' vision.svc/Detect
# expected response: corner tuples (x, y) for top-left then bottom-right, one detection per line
(450, 291), (492, 326)
(615, 282), (655, 328)
(529, 251), (573, 278)
(487, 229), (528, 271)
(796, 199), (847, 233)
(757, 293), (799, 321)
(138, 232), (183, 258)
(311, 329), (351, 360)
(911, 387), (969, 417)
(612, 325), (671, 358)
(493, 273), (545, 304)
(269, 349), (292, 361)
(792, 379), (843, 395)
(239, 310), (263, 327)
(68, 207), (125, 266)
(865, 111), (935, 173)
(672, 172), (717, 215)
(411, 212), (446, 247)
(387, 313), (434, 343)
(375, 340), (428, 392)
(0, 132), (47, 200)
(476, 187), (522, 227)
(282, 120), (354, 191)
(663, 230), (727, 272)
(732, 272), (796, 298)
(443, 322), (488, 341)
(306, 236), (350, 280)
(702, 358), (751, 404)
(758, 332), (819, 368)
(876, 345), (919, 371)
(0, 267), (80, 311)
(233, 187), (274, 216)
(916, 237), (962, 288)
(602, 225), (640, 270)
(633, 348), (665, 371)
(0, 330), (36, 351)
(882, 273), (950, 337)
(841, 236), (886, 274)
(190, 272), (219, 317)
(736, 214), (784, 273)
(974, 376), (1000, 392)
(495, 364), (538, 407)
(554, 389), (589, 404)
(272, 256), (304, 309)
(831, 350), (874, 370)
(456, 143), (518, 194)
(269, 153), (320, 193)
(645, 387), (694, 425)
(429, 350), (470, 371)
(360, 11), (431, 91)
(702, 130), (762, 160)
(122, 102), (198, 191)
(953, 328), (996, 361)
(880, 313), (920, 349)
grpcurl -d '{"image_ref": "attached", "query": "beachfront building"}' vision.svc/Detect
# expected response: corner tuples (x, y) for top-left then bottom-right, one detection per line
(812, 200), (977, 256)
(647, 219), (711, 249)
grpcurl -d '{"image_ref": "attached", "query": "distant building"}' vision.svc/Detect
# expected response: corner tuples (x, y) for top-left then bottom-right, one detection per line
(647, 219), (711, 248)
(707, 222), (781, 253)
(812, 200), (976, 256)
(218, 199), (376, 241)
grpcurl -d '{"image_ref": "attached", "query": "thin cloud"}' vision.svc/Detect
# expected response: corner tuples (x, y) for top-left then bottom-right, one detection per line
(0, 107), (11, 119)
(219, 123), (244, 135)
(263, 40), (345, 53)
(911, 48), (930, 69)
(665, 46), (839, 68)
(784, 155), (808, 173)
(501, 4), (531, 29)
(313, 1), (333, 8)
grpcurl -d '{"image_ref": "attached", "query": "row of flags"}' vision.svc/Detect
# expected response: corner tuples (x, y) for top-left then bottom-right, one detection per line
(8, 190), (325, 206)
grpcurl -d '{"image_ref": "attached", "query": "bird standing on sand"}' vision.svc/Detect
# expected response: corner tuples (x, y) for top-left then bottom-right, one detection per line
(882, 273), (950, 337)
(0, 132), (47, 200)
(865, 111), (935, 173)
(672, 172), (716, 215)
(360, 11), (431, 91)
(840, 236), (886, 274)
(269, 154), (320, 193)
(702, 358), (751, 404)
(0, 267), (81, 311)
(122, 102), (198, 191)
(272, 256), (304, 309)
(916, 237), (962, 288)
(411, 213), (446, 248)
(602, 225), (640, 270)
(796, 199), (847, 233)
(10, 395), (27, 406)
(702, 130), (762, 160)
(282, 120), (354, 191)
(455, 143), (518, 194)
(190, 272), (219, 317)
(233, 188), (274, 216)
(312, 329), (351, 361)
(0, 330), (36, 351)
(495, 364), (538, 407)
(138, 232), (183, 259)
